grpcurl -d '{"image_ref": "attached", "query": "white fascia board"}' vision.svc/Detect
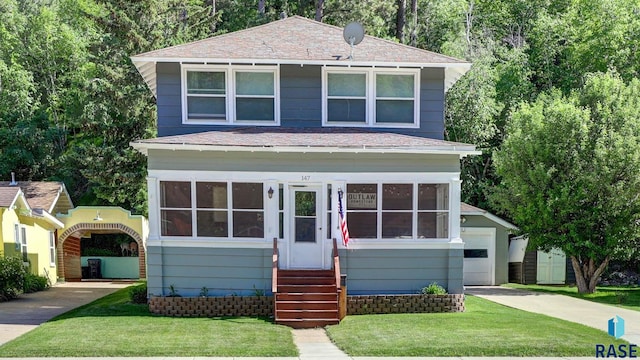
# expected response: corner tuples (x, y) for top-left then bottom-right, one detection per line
(461, 209), (518, 230)
(37, 210), (65, 229)
(130, 142), (480, 157)
(130, 56), (471, 70)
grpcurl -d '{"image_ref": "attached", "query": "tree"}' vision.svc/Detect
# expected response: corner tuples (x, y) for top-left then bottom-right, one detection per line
(493, 72), (640, 293)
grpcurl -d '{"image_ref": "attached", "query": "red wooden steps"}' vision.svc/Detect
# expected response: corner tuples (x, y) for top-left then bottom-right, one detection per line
(274, 270), (340, 328)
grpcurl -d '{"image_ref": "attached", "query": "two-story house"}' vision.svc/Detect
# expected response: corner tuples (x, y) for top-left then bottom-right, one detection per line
(131, 16), (476, 325)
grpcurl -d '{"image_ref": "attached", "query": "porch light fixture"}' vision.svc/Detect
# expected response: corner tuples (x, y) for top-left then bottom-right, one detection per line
(93, 211), (103, 221)
(268, 187), (274, 199)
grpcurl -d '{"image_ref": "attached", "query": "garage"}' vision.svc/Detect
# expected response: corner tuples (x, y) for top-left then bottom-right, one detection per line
(462, 227), (496, 285)
(460, 202), (517, 286)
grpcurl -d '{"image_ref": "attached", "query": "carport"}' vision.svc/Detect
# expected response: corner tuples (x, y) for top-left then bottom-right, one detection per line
(56, 207), (148, 281)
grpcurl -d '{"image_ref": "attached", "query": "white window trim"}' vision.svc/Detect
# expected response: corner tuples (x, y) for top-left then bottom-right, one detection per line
(148, 171), (460, 249)
(345, 182), (450, 241)
(49, 231), (56, 267)
(322, 67), (420, 128)
(158, 180), (266, 241)
(181, 64), (280, 125)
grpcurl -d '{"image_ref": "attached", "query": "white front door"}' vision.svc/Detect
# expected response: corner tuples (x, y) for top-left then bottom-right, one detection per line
(289, 186), (324, 269)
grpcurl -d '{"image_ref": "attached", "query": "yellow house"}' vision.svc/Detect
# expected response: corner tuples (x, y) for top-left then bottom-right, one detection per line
(0, 181), (73, 285)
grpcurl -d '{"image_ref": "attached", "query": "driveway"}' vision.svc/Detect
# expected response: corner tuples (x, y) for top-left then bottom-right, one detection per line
(466, 286), (640, 345)
(0, 281), (130, 346)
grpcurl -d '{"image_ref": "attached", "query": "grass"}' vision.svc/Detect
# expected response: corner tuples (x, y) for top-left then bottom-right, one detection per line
(0, 286), (297, 357)
(506, 283), (640, 311)
(326, 295), (627, 357)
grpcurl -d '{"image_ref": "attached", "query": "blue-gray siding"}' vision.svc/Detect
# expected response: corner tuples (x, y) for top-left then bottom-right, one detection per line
(147, 149), (461, 173)
(147, 245), (463, 296)
(146, 246), (272, 297)
(155, 63), (445, 139)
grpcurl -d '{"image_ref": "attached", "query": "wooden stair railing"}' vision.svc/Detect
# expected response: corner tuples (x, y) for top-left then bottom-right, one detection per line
(272, 237), (278, 295)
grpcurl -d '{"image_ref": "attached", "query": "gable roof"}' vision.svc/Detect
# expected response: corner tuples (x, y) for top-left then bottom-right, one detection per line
(461, 202), (517, 230)
(0, 187), (20, 208)
(131, 127), (478, 157)
(131, 16), (470, 96)
(0, 182), (73, 213)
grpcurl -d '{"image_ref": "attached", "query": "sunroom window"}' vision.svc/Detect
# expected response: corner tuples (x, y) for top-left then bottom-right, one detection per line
(324, 68), (419, 127)
(346, 183), (449, 239)
(160, 181), (192, 237)
(182, 65), (278, 124)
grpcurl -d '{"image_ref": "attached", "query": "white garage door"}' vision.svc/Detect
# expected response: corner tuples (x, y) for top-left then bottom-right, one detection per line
(462, 228), (496, 286)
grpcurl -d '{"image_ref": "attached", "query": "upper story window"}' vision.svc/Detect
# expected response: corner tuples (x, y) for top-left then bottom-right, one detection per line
(181, 65), (279, 125)
(323, 68), (420, 128)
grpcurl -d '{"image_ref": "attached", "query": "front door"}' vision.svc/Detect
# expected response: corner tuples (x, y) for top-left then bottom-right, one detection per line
(289, 186), (324, 268)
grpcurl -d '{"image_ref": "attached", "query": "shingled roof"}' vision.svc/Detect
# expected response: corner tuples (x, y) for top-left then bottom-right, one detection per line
(0, 182), (72, 213)
(131, 127), (478, 156)
(0, 187), (20, 208)
(131, 16), (470, 96)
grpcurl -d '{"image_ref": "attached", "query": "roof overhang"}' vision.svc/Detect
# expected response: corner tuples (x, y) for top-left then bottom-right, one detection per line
(130, 142), (481, 158)
(461, 208), (518, 230)
(32, 209), (65, 229)
(130, 57), (472, 98)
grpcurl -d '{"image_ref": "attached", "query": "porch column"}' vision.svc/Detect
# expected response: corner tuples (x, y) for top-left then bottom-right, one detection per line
(449, 178), (463, 243)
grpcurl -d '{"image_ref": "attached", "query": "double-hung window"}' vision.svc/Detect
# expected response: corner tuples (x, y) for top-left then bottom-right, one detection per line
(323, 68), (419, 127)
(49, 232), (56, 267)
(182, 65), (279, 124)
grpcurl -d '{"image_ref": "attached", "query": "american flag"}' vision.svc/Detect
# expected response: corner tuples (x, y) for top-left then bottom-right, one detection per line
(338, 189), (350, 247)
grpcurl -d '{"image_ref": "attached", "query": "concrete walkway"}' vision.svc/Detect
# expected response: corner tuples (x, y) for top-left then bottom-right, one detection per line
(466, 286), (640, 345)
(0, 281), (129, 346)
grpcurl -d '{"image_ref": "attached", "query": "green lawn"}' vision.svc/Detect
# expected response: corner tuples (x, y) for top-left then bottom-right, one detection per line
(506, 283), (640, 311)
(326, 295), (627, 357)
(0, 287), (297, 357)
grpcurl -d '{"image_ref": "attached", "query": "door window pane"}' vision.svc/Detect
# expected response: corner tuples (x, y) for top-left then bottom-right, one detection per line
(295, 218), (316, 242)
(295, 192), (316, 216)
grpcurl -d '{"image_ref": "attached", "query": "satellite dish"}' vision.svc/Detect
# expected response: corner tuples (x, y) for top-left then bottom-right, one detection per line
(343, 22), (364, 61)
(343, 22), (365, 46)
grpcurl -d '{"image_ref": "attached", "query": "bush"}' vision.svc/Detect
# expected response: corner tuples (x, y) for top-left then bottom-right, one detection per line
(23, 273), (50, 293)
(421, 282), (448, 295)
(129, 283), (148, 304)
(0, 256), (26, 301)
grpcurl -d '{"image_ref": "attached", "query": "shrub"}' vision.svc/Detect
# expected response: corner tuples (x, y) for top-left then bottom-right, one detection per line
(421, 282), (448, 295)
(0, 256), (26, 301)
(129, 283), (148, 304)
(23, 273), (50, 293)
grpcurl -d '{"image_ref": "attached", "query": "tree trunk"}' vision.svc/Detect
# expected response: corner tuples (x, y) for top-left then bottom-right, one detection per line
(258, 0), (265, 15)
(396, 0), (406, 43)
(409, 0), (417, 46)
(570, 255), (610, 294)
(210, 0), (216, 34)
(315, 0), (324, 22)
